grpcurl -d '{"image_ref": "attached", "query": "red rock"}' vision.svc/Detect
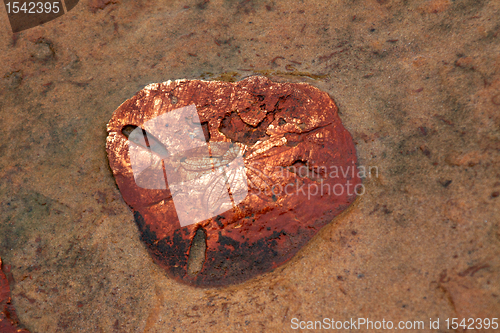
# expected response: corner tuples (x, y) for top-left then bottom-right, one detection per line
(0, 258), (30, 333)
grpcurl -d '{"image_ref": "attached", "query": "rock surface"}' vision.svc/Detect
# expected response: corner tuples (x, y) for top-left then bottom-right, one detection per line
(0, 258), (30, 333)
(106, 76), (360, 287)
(0, 0), (499, 331)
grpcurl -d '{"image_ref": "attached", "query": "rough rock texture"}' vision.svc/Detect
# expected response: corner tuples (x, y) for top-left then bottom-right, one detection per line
(106, 76), (360, 287)
(0, 0), (499, 331)
(0, 257), (30, 333)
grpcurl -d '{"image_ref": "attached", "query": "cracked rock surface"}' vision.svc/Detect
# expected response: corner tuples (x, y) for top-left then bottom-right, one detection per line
(106, 76), (360, 287)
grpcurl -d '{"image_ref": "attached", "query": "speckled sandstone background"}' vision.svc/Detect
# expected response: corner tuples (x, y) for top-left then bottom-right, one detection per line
(0, 0), (499, 332)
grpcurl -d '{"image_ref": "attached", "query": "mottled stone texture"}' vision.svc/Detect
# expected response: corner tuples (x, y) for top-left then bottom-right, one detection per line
(0, 0), (499, 331)
(1, 257), (29, 332)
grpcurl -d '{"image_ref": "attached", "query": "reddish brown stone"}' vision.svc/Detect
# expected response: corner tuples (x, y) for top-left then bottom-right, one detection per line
(106, 76), (360, 287)
(0, 258), (30, 333)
